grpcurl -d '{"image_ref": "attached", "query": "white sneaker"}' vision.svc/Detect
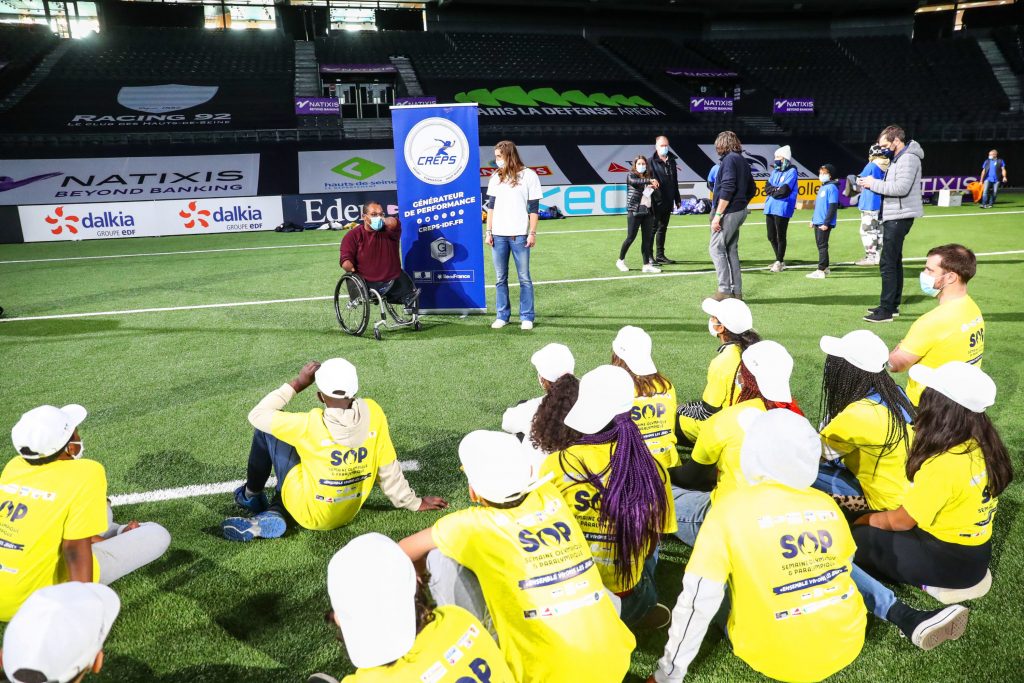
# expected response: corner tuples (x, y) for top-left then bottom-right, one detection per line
(806, 269), (827, 279)
(769, 261), (781, 272)
(922, 570), (992, 604)
(779, 261), (786, 271)
(615, 259), (629, 272)
(491, 319), (507, 329)
(521, 320), (534, 330)
(642, 264), (662, 274)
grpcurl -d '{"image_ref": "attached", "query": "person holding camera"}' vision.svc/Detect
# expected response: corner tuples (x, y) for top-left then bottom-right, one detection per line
(617, 155), (662, 274)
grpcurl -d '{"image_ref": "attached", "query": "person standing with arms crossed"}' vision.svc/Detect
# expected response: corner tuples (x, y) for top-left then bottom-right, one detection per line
(649, 136), (681, 265)
(763, 145), (798, 273)
(859, 125), (925, 323)
(980, 149), (1007, 209)
(709, 131), (755, 301)
(485, 140), (541, 331)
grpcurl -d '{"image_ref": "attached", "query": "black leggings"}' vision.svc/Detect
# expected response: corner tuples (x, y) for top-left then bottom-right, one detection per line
(853, 525), (991, 589)
(814, 225), (833, 270)
(620, 211), (655, 263)
(765, 214), (790, 261)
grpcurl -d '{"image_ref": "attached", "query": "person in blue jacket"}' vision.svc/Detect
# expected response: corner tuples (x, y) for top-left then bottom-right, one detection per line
(856, 145), (889, 266)
(763, 145), (799, 273)
(980, 149), (1007, 209)
(807, 164), (840, 280)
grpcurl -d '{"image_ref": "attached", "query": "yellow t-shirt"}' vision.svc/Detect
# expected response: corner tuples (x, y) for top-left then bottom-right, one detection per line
(431, 484), (634, 683)
(821, 397), (913, 511)
(540, 443), (676, 594)
(903, 442), (996, 546)
(691, 399), (766, 504)
(631, 384), (679, 463)
(679, 344), (743, 443)
(272, 399), (396, 531)
(341, 606), (515, 683)
(901, 295), (984, 404)
(0, 457), (107, 621)
(688, 483), (866, 683)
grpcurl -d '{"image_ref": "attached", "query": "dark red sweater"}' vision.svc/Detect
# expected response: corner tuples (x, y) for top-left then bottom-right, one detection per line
(339, 220), (402, 283)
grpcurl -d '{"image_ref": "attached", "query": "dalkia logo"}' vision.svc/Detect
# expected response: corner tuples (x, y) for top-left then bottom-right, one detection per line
(179, 201), (212, 229)
(331, 157), (386, 181)
(44, 205), (79, 235)
(454, 86), (653, 108)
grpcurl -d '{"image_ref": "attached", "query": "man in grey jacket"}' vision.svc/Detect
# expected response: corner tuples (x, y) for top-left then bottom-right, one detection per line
(858, 125), (925, 323)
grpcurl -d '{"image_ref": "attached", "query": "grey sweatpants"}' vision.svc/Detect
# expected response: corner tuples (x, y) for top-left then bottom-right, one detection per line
(94, 504), (172, 584)
(709, 210), (747, 296)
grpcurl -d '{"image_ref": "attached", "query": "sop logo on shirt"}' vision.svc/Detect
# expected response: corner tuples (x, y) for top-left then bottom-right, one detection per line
(0, 500), (29, 523)
(329, 447), (368, 466)
(519, 522), (573, 552)
(780, 530), (834, 559)
(404, 117), (470, 186)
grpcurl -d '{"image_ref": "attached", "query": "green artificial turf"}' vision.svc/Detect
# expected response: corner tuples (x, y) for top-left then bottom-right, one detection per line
(0, 198), (1022, 682)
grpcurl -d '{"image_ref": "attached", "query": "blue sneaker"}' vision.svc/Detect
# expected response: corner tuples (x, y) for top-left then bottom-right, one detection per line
(221, 511), (287, 542)
(233, 485), (268, 514)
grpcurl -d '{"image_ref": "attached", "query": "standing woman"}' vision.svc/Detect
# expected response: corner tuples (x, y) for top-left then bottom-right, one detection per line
(763, 145), (799, 272)
(485, 140), (542, 331)
(617, 155), (662, 274)
(853, 362), (1011, 603)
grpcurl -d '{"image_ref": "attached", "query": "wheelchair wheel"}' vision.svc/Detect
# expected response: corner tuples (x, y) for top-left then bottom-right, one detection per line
(334, 273), (370, 336)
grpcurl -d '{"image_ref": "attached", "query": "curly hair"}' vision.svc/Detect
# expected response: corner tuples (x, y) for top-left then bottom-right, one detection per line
(530, 374), (582, 454)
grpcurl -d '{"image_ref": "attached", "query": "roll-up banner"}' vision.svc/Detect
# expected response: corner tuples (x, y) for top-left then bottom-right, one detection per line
(391, 103), (486, 314)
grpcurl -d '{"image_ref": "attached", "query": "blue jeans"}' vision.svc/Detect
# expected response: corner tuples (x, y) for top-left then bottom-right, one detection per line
(982, 180), (999, 206)
(492, 234), (534, 322)
(852, 563), (896, 621)
(620, 548), (659, 628)
(672, 487), (712, 547)
(246, 429), (300, 501)
(812, 460), (864, 498)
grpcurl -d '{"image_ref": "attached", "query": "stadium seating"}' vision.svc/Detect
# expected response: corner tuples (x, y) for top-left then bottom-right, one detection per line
(0, 24), (59, 97)
(992, 26), (1024, 75)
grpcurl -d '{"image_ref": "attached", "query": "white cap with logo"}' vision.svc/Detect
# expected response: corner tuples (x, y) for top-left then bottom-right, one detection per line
(820, 329), (890, 373)
(315, 358), (359, 398)
(909, 361), (996, 413)
(11, 404), (87, 459)
(612, 325), (657, 376)
(2, 582), (121, 683)
(702, 298), (753, 334)
(459, 430), (548, 504)
(741, 341), (794, 403)
(327, 533), (417, 669)
(739, 408), (821, 490)
(564, 365), (635, 435)
(530, 343), (575, 383)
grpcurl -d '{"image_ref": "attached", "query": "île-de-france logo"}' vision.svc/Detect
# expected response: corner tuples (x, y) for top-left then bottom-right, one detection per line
(179, 201), (211, 229)
(404, 117), (469, 186)
(45, 206), (79, 235)
(331, 156), (385, 181)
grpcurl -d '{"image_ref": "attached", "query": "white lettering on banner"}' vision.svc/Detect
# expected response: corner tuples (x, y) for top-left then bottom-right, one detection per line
(0, 155), (260, 206)
(579, 144), (703, 183)
(297, 150), (397, 194)
(540, 185), (628, 217)
(18, 196), (283, 242)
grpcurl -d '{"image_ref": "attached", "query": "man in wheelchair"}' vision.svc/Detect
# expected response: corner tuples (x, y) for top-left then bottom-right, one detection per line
(339, 201), (418, 312)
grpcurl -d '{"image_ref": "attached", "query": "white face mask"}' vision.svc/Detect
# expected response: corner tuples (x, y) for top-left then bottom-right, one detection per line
(819, 173), (830, 183)
(656, 145), (669, 156)
(636, 164), (647, 174)
(495, 159), (505, 169)
(68, 440), (84, 460)
(709, 318), (721, 337)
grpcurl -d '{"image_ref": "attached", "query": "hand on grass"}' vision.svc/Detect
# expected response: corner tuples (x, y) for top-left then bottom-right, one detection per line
(418, 496), (449, 511)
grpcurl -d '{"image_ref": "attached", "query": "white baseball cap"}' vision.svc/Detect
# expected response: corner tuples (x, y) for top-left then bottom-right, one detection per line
(531, 343), (575, 383)
(11, 404), (87, 459)
(315, 358), (359, 398)
(459, 430), (546, 503)
(564, 365), (635, 435)
(328, 533), (417, 669)
(909, 361), (996, 413)
(702, 298), (753, 334)
(741, 341), (794, 403)
(612, 325), (657, 376)
(739, 408), (821, 490)
(2, 582), (121, 683)
(820, 330), (889, 373)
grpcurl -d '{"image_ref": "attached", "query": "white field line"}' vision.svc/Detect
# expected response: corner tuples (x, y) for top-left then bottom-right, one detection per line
(3, 249), (1023, 324)
(109, 460), (420, 508)
(2, 208), (1022, 266)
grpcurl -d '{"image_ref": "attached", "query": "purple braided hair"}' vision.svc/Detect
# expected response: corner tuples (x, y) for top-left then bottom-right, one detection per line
(575, 412), (668, 587)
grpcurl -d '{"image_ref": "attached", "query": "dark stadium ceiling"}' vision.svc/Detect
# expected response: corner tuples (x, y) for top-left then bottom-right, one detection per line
(433, 0), (942, 12)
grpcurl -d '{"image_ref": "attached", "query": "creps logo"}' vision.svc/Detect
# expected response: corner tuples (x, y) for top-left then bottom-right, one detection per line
(45, 206), (79, 235)
(179, 201), (211, 229)
(117, 85), (219, 114)
(403, 116), (469, 186)
(331, 157), (386, 181)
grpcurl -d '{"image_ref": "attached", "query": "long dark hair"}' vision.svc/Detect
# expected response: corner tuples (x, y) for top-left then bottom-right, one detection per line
(559, 414), (667, 587)
(819, 355), (915, 461)
(530, 375), (582, 454)
(718, 327), (761, 406)
(908, 388), (1013, 497)
(736, 363), (803, 415)
(610, 353), (672, 398)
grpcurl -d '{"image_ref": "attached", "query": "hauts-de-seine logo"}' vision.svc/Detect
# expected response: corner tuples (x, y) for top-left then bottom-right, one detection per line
(179, 200), (212, 229)
(404, 117), (470, 186)
(331, 156), (385, 181)
(44, 205), (79, 235)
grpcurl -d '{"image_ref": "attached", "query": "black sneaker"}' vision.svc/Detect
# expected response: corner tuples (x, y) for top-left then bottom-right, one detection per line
(864, 309), (894, 323)
(865, 306), (899, 318)
(634, 602), (672, 631)
(654, 256), (678, 265)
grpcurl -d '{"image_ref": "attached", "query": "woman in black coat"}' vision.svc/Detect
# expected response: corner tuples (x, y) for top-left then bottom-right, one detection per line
(617, 155), (662, 274)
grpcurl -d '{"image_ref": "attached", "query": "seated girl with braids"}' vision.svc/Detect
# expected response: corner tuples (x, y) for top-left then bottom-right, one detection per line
(539, 365), (673, 631)
(815, 330), (915, 516)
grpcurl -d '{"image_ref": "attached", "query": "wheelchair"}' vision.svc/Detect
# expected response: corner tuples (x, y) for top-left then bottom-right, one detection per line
(334, 272), (421, 341)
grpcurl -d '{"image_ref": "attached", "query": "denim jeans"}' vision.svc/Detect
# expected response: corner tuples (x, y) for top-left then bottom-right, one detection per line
(672, 487), (712, 547)
(619, 549), (659, 628)
(246, 429), (300, 500)
(492, 234), (534, 322)
(812, 460), (864, 498)
(982, 180), (999, 206)
(851, 563), (897, 621)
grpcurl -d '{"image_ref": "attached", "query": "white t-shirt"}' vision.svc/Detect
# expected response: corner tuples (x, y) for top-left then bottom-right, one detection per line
(501, 395), (543, 436)
(487, 168), (543, 236)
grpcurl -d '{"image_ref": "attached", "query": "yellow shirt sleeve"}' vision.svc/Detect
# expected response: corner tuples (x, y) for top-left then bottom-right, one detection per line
(903, 457), (951, 528)
(64, 462), (108, 540)
(900, 311), (945, 358)
(432, 509), (476, 566)
(269, 410), (312, 446)
(369, 402), (397, 467)
(819, 405), (865, 457)
(684, 504), (730, 584)
(701, 347), (739, 408)
(692, 412), (725, 466)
